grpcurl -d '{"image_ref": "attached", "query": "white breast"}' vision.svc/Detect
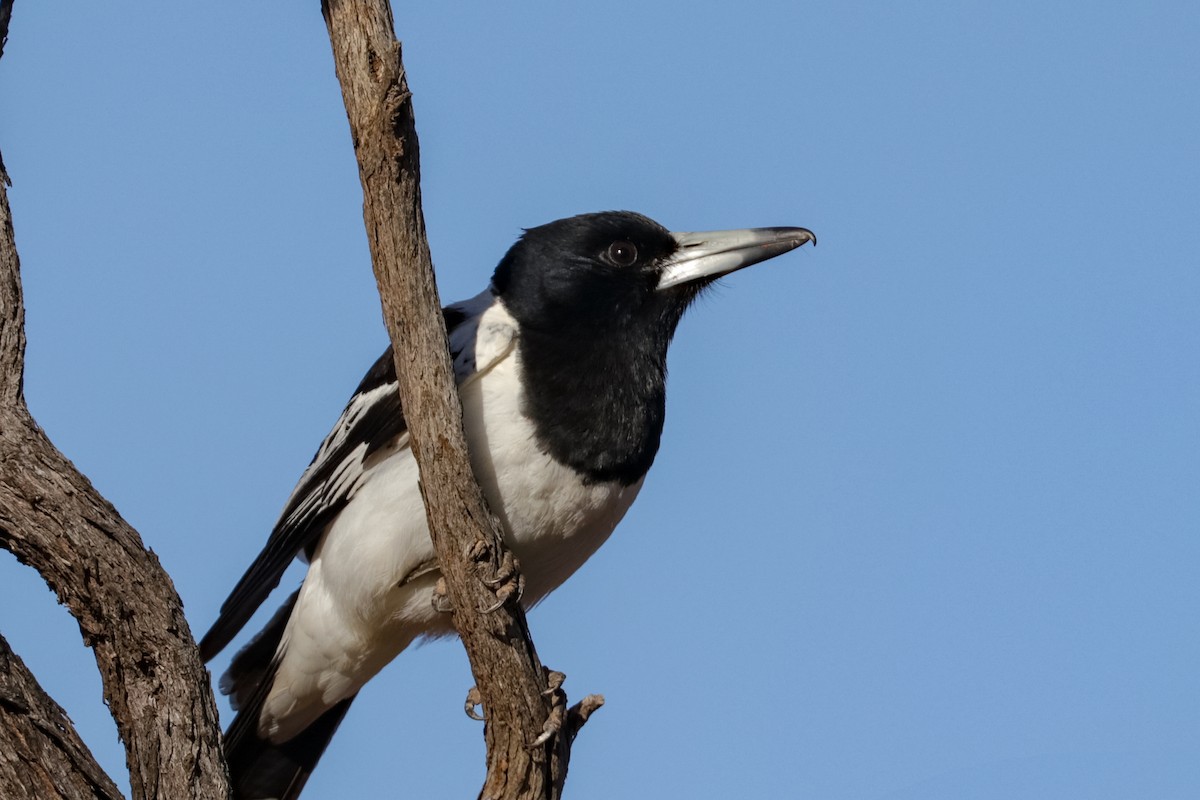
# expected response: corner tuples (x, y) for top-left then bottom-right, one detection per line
(261, 300), (643, 741)
(461, 316), (644, 603)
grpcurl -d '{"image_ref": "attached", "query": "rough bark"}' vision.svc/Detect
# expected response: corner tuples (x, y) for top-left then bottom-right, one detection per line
(0, 634), (123, 800)
(320, 1), (600, 798)
(0, 5), (232, 795)
(0, 412), (231, 800)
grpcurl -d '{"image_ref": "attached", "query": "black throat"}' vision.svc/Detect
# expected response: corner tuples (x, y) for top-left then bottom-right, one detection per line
(488, 210), (698, 486)
(515, 307), (682, 486)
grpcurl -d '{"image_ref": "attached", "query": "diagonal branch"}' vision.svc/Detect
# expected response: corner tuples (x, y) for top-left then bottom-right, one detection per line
(0, 10), (231, 797)
(0, 633), (123, 800)
(0, 0), (11, 70)
(320, 1), (599, 796)
(0, 414), (231, 800)
(0, 0), (22, 409)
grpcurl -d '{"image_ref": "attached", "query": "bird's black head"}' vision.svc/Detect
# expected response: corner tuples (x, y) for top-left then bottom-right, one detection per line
(491, 210), (815, 485)
(492, 211), (686, 337)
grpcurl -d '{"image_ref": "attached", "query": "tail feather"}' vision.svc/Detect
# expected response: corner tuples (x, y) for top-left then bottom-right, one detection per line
(216, 590), (354, 800)
(225, 695), (355, 800)
(219, 590), (300, 711)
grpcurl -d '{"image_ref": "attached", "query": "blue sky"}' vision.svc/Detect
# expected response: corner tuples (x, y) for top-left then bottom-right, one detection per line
(2, 2), (1197, 798)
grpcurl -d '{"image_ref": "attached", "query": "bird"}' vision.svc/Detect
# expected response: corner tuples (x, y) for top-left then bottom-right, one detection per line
(200, 210), (815, 800)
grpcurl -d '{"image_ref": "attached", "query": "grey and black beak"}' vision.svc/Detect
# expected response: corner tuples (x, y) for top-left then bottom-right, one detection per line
(658, 226), (817, 290)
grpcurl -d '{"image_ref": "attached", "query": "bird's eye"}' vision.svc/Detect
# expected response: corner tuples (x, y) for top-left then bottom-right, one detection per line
(605, 240), (639, 267)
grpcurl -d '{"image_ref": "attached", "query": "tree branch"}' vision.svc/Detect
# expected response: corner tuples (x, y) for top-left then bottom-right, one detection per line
(0, 633), (123, 800)
(0, 0), (21, 409)
(0, 9), (231, 797)
(320, 1), (598, 797)
(0, 0), (12, 68)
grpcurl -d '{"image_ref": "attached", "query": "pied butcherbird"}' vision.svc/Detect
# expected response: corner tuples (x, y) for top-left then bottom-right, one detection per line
(200, 210), (816, 800)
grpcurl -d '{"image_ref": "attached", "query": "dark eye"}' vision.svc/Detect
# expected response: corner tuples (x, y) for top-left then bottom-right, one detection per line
(605, 240), (638, 267)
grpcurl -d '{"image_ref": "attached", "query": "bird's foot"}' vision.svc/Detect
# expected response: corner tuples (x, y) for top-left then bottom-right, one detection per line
(475, 547), (524, 614)
(464, 685), (485, 721)
(542, 669), (566, 696)
(528, 669), (604, 747)
(431, 576), (454, 614)
(530, 669), (568, 747)
(469, 669), (604, 744)
(431, 543), (524, 614)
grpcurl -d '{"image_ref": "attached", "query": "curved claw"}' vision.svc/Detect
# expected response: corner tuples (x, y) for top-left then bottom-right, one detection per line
(529, 703), (565, 749)
(528, 668), (570, 748)
(479, 595), (506, 614)
(542, 669), (566, 696)
(479, 570), (524, 614)
(431, 577), (454, 614)
(464, 686), (485, 721)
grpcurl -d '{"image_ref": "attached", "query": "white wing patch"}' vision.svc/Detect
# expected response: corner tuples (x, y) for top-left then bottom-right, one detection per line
(279, 383), (399, 565)
(277, 289), (512, 562)
(450, 289), (516, 384)
(261, 295), (520, 741)
(306, 382), (398, 479)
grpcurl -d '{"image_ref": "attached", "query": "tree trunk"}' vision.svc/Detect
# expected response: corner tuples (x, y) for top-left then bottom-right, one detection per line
(0, 12), (233, 791)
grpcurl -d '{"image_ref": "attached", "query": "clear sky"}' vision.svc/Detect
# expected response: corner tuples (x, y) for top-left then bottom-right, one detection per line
(2, 2), (1197, 798)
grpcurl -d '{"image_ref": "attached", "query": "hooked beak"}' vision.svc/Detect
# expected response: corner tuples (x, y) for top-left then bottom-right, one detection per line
(658, 226), (816, 290)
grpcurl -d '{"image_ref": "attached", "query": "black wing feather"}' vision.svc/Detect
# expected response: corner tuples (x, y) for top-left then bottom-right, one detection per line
(200, 307), (471, 662)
